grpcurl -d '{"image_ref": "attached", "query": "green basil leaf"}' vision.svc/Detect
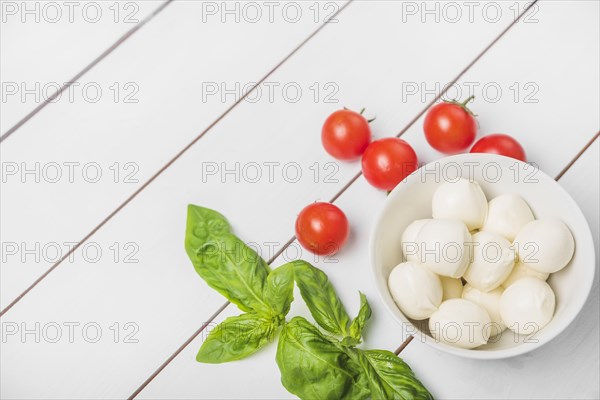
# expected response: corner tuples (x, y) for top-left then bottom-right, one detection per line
(185, 205), (232, 249)
(292, 261), (351, 336)
(185, 204), (272, 315)
(348, 292), (372, 342)
(197, 313), (276, 364)
(263, 262), (295, 318)
(276, 317), (368, 400)
(353, 349), (433, 400)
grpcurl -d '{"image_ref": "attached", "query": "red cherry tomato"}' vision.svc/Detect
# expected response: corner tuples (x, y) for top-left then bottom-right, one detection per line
(423, 96), (478, 154)
(322, 109), (371, 160)
(470, 134), (527, 162)
(361, 138), (418, 191)
(295, 202), (349, 256)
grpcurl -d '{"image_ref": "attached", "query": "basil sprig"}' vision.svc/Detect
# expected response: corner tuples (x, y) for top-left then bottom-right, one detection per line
(185, 205), (432, 399)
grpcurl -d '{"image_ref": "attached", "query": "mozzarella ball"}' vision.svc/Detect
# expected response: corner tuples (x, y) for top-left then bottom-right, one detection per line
(514, 219), (575, 273)
(481, 194), (534, 241)
(462, 284), (506, 337)
(502, 261), (549, 289)
(401, 219), (430, 262)
(429, 299), (491, 349)
(415, 219), (472, 278)
(432, 178), (488, 230)
(388, 262), (442, 320)
(500, 277), (555, 335)
(463, 231), (515, 292)
(440, 276), (463, 301)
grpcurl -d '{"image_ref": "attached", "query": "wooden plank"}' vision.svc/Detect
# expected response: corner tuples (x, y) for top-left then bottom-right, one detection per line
(0, 0), (347, 310)
(0, 1), (525, 398)
(135, 2), (600, 399)
(0, 0), (167, 134)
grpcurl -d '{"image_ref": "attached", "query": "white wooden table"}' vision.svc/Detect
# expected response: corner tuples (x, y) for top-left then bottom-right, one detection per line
(1, 1), (599, 398)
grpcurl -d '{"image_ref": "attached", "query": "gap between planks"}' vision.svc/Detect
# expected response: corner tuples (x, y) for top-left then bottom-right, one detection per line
(0, 0), (353, 317)
(128, 1), (550, 398)
(0, 0), (174, 143)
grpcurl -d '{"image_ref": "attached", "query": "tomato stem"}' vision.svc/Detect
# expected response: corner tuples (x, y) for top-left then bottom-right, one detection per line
(461, 95), (475, 107)
(341, 106), (374, 122)
(358, 107), (375, 123)
(443, 95), (478, 118)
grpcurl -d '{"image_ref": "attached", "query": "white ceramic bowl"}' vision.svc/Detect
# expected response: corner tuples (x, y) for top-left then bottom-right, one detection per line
(370, 154), (595, 359)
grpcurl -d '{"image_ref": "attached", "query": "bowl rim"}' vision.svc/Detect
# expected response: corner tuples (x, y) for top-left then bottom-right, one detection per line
(369, 153), (596, 359)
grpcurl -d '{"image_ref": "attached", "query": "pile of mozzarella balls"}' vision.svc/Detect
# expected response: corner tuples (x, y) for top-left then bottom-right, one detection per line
(388, 178), (575, 349)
